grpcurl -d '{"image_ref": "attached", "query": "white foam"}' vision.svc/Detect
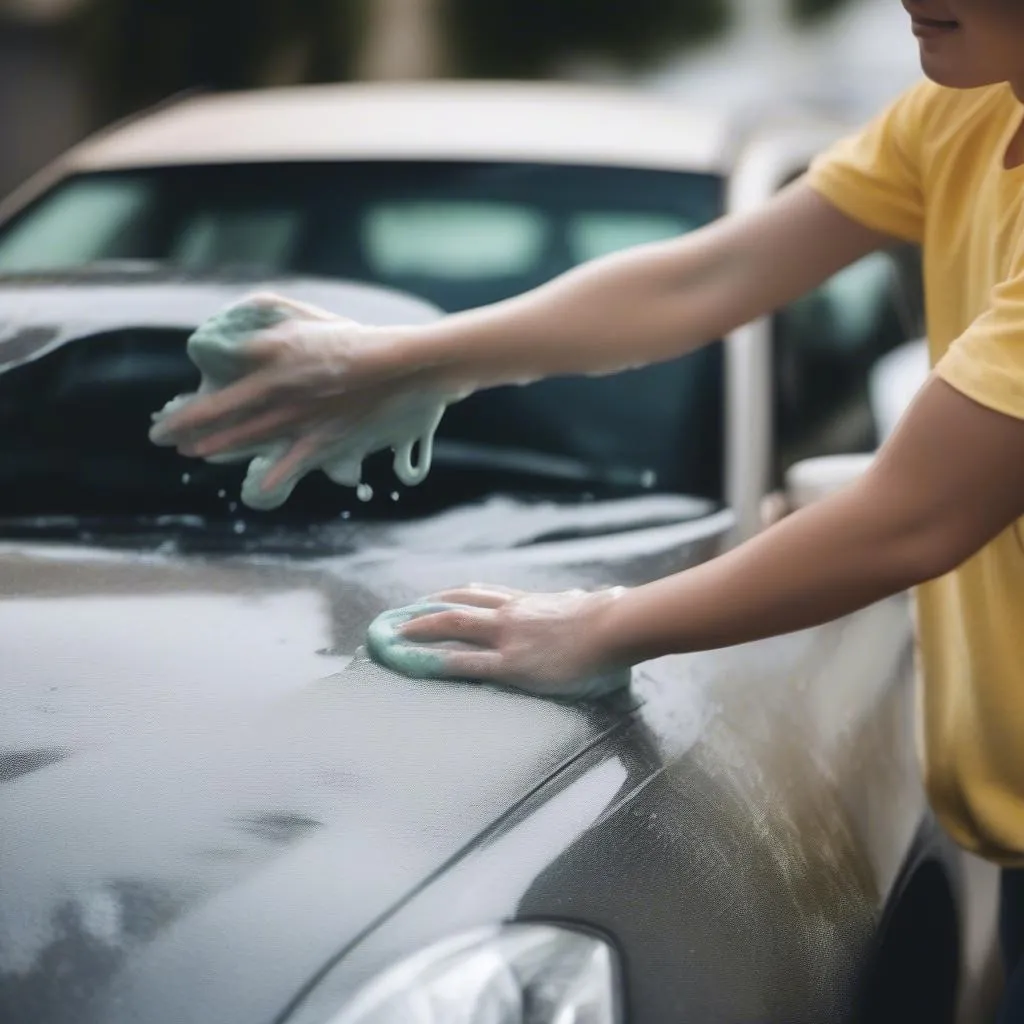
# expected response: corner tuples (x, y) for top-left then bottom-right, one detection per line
(151, 296), (459, 511)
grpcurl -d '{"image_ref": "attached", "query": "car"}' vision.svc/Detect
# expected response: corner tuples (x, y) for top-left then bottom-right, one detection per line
(869, 337), (931, 444)
(0, 82), (993, 1024)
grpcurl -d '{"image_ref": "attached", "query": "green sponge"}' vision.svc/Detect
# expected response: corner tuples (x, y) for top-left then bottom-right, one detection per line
(366, 603), (465, 680)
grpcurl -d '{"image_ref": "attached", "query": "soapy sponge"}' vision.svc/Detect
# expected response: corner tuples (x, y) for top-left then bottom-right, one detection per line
(151, 297), (453, 511)
(366, 603), (471, 680)
(366, 602), (632, 701)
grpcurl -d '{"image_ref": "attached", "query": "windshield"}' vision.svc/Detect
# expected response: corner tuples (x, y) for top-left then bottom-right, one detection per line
(0, 162), (725, 534)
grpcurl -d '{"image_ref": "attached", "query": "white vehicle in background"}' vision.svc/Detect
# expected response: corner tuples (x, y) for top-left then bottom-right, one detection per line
(0, 82), (995, 1024)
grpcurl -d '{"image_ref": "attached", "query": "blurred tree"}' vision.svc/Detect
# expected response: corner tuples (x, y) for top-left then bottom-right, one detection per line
(73, 0), (366, 121)
(72, 0), (863, 124)
(356, 0), (446, 79)
(443, 0), (732, 79)
(788, 0), (857, 24)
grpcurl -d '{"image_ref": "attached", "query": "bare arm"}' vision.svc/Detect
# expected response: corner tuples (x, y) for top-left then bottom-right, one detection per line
(599, 377), (1024, 662)
(394, 179), (892, 388)
(151, 181), (890, 468)
(402, 377), (1024, 693)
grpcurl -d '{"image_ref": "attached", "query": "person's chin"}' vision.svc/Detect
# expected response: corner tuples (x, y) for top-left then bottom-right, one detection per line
(919, 53), (1001, 89)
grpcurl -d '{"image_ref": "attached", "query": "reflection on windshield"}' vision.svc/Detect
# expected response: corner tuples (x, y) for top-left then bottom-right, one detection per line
(0, 161), (725, 531)
(0, 161), (720, 315)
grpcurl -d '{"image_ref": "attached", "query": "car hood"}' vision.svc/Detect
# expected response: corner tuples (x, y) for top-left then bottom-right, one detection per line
(0, 501), (727, 1024)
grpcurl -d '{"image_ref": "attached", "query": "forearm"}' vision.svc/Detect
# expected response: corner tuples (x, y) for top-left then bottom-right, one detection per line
(599, 476), (938, 665)
(402, 228), (746, 388)
(385, 183), (887, 391)
(598, 377), (1024, 665)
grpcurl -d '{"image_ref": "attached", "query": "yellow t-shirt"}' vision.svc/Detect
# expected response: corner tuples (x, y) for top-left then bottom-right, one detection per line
(807, 80), (1024, 865)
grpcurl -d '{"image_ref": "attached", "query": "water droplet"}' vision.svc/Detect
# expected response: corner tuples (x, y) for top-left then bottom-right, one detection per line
(390, 491), (400, 502)
(640, 470), (657, 489)
(217, 489), (227, 499)
(233, 520), (246, 534)
(340, 511), (351, 520)
(228, 502), (238, 512)
(356, 484), (373, 503)
(181, 473), (191, 485)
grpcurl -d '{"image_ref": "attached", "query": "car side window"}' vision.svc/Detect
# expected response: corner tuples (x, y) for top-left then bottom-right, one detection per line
(0, 177), (156, 273)
(770, 242), (924, 484)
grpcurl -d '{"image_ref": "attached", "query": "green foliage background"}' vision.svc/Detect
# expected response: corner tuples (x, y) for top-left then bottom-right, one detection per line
(442, 0), (732, 78)
(71, 0), (858, 122)
(72, 0), (366, 120)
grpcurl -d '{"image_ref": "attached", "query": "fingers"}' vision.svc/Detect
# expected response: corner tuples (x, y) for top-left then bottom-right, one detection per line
(400, 607), (498, 646)
(258, 430), (331, 494)
(425, 586), (519, 609)
(150, 368), (282, 444)
(433, 649), (505, 681)
(237, 290), (290, 310)
(472, 583), (523, 595)
(187, 406), (301, 458)
(167, 373), (383, 460)
(245, 292), (341, 323)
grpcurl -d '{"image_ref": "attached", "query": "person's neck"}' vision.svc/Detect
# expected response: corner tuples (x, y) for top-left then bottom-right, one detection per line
(1004, 81), (1024, 171)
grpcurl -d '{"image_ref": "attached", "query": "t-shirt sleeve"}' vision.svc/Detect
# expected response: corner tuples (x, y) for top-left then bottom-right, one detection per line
(936, 259), (1024, 420)
(805, 81), (935, 245)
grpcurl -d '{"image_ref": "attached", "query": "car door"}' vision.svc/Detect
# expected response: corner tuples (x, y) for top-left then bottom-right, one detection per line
(721, 124), (925, 525)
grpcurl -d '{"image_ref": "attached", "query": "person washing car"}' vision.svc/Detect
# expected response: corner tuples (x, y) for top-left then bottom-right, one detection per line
(152, 1), (1024, 1017)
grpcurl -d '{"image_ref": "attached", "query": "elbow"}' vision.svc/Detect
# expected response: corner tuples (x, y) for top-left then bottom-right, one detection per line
(882, 514), (979, 589)
(850, 459), (991, 590)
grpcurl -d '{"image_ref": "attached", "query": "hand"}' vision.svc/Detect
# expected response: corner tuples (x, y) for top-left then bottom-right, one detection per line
(149, 292), (442, 493)
(397, 583), (632, 700)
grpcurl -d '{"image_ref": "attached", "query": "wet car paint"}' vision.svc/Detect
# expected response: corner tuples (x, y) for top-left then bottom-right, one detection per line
(0, 276), (957, 1024)
(271, 598), (932, 1024)
(0, 526), (941, 1024)
(0, 515), (703, 1023)
(291, 614), (923, 1024)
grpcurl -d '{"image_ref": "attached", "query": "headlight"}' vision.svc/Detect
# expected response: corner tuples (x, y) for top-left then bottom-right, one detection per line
(326, 924), (621, 1024)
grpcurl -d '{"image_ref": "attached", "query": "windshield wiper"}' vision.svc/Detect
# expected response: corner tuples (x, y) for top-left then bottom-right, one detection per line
(431, 439), (658, 491)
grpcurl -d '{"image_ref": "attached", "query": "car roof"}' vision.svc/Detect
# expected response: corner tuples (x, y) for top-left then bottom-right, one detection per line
(67, 80), (739, 176)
